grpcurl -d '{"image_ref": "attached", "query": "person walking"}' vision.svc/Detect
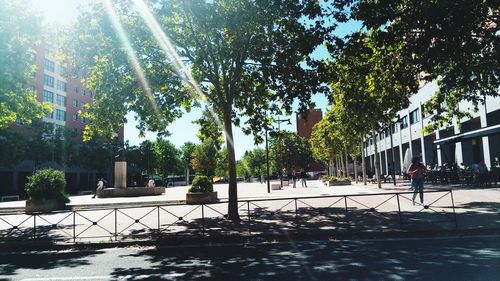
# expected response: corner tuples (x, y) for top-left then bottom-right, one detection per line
(407, 156), (427, 205)
(300, 170), (308, 188)
(91, 178), (106, 199)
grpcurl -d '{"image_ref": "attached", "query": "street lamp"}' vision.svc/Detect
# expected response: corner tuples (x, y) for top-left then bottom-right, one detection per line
(274, 118), (292, 187)
(390, 115), (403, 186)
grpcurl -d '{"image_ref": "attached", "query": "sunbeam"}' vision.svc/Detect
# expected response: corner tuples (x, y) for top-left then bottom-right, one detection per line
(130, 0), (235, 149)
(103, 0), (163, 121)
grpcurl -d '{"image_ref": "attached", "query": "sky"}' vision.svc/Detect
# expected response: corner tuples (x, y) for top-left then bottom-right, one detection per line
(30, 0), (361, 160)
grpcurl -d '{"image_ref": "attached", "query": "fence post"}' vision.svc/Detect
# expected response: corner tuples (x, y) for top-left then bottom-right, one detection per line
(344, 196), (349, 221)
(73, 211), (76, 243)
(450, 190), (458, 230)
(157, 206), (160, 233)
(33, 214), (36, 239)
(114, 208), (118, 241)
(396, 194), (402, 225)
(201, 204), (205, 237)
(247, 201), (251, 235)
(294, 198), (299, 228)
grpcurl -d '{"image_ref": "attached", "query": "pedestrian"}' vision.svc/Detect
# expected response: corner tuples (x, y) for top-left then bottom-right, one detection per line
(147, 179), (155, 188)
(300, 170), (308, 188)
(92, 178), (106, 199)
(407, 156), (426, 205)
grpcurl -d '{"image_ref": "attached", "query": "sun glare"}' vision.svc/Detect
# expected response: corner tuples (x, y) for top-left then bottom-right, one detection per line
(30, 0), (82, 26)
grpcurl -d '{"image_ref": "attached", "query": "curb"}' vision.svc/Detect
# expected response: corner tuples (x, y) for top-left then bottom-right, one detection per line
(1, 227), (499, 253)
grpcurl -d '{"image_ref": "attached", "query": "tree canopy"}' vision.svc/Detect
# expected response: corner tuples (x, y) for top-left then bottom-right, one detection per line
(69, 0), (332, 219)
(0, 1), (51, 128)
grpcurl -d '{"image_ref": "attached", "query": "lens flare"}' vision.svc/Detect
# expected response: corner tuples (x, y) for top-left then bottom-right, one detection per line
(130, 0), (233, 149)
(103, 0), (162, 119)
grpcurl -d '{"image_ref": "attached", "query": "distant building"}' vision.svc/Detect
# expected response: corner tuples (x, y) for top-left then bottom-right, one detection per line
(296, 108), (322, 139)
(1, 42), (124, 196)
(364, 82), (500, 175)
(296, 108), (324, 173)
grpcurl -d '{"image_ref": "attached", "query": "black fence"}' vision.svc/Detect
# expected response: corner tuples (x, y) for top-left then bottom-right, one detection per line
(0, 190), (457, 244)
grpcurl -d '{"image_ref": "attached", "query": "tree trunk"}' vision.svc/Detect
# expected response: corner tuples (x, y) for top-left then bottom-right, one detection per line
(223, 107), (239, 220)
(372, 129), (382, 188)
(344, 149), (349, 180)
(361, 139), (367, 185)
(354, 156), (358, 184)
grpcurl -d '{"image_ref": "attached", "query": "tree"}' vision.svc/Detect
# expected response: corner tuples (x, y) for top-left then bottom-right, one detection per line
(0, 1), (51, 128)
(215, 147), (229, 178)
(243, 148), (267, 177)
(191, 139), (218, 177)
(153, 138), (182, 177)
(335, 0), (499, 131)
(269, 131), (313, 176)
(0, 130), (29, 168)
(326, 30), (419, 187)
(180, 141), (197, 184)
(193, 107), (224, 150)
(69, 0), (332, 219)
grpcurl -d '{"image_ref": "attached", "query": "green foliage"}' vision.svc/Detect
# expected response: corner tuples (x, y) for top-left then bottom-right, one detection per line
(336, 0), (499, 131)
(193, 107), (224, 150)
(188, 175), (214, 193)
(153, 138), (182, 177)
(0, 1), (52, 128)
(68, 0), (333, 219)
(321, 175), (350, 182)
(191, 139), (218, 177)
(269, 131), (313, 173)
(25, 169), (69, 204)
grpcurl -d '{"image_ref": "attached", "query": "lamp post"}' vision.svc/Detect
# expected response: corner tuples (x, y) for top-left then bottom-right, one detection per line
(274, 118), (291, 187)
(265, 126), (270, 193)
(390, 115), (403, 186)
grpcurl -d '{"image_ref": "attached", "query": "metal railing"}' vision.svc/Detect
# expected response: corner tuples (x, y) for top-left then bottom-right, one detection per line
(0, 190), (457, 244)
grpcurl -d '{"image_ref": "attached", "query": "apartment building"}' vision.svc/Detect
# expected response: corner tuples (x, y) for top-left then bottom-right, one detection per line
(363, 82), (500, 175)
(1, 42), (124, 196)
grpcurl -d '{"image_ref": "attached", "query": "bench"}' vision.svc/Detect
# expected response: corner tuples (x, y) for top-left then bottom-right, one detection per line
(77, 190), (93, 195)
(271, 184), (282, 190)
(1, 195), (20, 202)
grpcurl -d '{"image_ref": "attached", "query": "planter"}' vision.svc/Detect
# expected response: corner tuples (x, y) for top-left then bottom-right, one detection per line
(327, 180), (352, 187)
(271, 183), (282, 190)
(26, 199), (66, 214)
(186, 191), (218, 204)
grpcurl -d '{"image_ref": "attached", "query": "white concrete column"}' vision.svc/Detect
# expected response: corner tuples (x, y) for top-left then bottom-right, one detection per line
(408, 109), (413, 156)
(480, 102), (491, 169)
(419, 102), (426, 164)
(398, 123), (404, 172)
(454, 124), (463, 164)
(384, 139), (389, 174)
(436, 130), (442, 166)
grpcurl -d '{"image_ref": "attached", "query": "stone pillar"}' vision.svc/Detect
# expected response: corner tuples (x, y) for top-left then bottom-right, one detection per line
(114, 161), (127, 188)
(454, 124), (463, 164)
(480, 101), (491, 169)
(436, 130), (442, 166)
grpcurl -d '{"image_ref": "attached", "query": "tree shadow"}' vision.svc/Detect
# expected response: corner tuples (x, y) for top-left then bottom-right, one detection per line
(108, 237), (500, 280)
(0, 248), (104, 277)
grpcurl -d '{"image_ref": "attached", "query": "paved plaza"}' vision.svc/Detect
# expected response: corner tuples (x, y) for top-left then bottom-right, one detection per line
(0, 179), (498, 247)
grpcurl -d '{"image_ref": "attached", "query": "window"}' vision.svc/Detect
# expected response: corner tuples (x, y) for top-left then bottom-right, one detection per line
(45, 112), (53, 119)
(56, 80), (67, 92)
(89, 91), (93, 98)
(44, 75), (54, 87)
(56, 95), (66, 106)
(81, 102), (86, 109)
(44, 59), (54, 72)
(42, 90), (54, 103)
(55, 124), (65, 133)
(401, 116), (409, 129)
(410, 108), (420, 124)
(82, 89), (86, 96)
(59, 65), (67, 76)
(72, 113), (78, 121)
(55, 109), (66, 121)
(72, 100), (79, 107)
(391, 123), (399, 133)
(74, 87), (79, 94)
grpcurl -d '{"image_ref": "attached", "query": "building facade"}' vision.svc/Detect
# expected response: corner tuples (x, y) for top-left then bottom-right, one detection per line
(1, 42), (124, 196)
(363, 82), (500, 176)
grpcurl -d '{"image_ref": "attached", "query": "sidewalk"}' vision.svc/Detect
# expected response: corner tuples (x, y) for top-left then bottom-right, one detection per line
(0, 179), (498, 248)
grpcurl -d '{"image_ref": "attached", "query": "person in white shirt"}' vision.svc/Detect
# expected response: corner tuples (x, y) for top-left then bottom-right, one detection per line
(147, 179), (155, 188)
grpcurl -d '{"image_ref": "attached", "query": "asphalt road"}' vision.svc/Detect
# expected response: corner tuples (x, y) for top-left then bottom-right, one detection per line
(1, 235), (499, 281)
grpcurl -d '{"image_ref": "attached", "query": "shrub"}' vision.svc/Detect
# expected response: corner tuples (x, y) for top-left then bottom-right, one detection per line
(188, 175), (214, 193)
(25, 169), (69, 204)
